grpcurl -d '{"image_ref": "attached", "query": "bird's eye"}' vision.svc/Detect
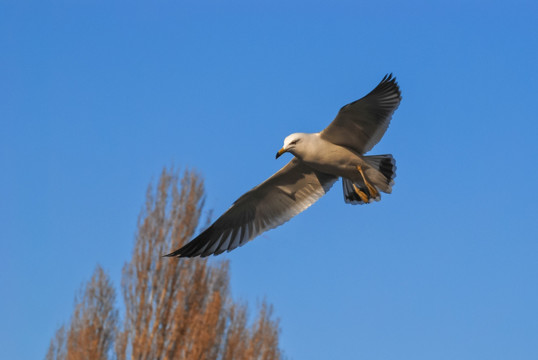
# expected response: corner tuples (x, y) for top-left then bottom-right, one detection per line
(290, 139), (300, 145)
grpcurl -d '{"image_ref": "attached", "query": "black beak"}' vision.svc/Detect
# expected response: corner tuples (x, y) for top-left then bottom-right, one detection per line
(276, 148), (286, 159)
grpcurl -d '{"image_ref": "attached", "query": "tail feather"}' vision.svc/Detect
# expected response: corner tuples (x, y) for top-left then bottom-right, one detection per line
(363, 154), (396, 188)
(342, 154), (396, 205)
(342, 178), (377, 204)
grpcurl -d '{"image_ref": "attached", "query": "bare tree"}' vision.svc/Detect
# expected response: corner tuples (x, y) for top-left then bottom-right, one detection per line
(223, 301), (281, 360)
(46, 265), (118, 360)
(45, 325), (66, 360)
(47, 168), (283, 360)
(117, 168), (282, 360)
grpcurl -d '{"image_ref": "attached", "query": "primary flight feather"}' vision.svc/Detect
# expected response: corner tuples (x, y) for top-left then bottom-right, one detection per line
(165, 74), (401, 258)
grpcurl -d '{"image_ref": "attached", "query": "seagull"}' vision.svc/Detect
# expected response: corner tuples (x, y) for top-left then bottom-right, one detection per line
(165, 74), (401, 258)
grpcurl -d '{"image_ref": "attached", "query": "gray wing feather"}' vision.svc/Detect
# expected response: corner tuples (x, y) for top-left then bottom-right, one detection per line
(320, 74), (402, 154)
(164, 158), (337, 258)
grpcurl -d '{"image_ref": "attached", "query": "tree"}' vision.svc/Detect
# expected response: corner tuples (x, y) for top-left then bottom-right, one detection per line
(46, 265), (118, 360)
(47, 168), (282, 360)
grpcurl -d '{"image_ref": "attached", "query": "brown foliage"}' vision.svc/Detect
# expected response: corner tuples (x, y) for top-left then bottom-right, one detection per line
(46, 265), (118, 360)
(45, 325), (66, 360)
(223, 302), (281, 360)
(47, 168), (282, 360)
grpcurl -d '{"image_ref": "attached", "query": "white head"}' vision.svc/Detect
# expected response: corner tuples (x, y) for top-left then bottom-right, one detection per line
(275, 132), (310, 159)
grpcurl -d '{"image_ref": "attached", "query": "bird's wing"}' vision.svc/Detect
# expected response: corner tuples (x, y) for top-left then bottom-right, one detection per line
(164, 158), (337, 258)
(320, 74), (401, 154)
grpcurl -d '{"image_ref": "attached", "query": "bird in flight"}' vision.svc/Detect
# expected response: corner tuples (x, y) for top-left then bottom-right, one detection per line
(165, 74), (401, 258)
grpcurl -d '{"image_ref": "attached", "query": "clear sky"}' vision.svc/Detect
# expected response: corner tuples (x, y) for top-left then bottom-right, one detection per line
(1, 1), (538, 359)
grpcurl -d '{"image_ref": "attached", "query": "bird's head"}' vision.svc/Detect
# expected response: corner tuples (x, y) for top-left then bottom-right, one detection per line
(276, 133), (306, 159)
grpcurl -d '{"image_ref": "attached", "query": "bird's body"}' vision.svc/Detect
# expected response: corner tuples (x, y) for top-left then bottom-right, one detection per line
(166, 74), (402, 258)
(285, 132), (378, 188)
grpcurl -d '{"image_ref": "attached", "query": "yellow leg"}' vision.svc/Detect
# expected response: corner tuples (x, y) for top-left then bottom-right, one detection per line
(357, 165), (379, 199)
(352, 183), (370, 203)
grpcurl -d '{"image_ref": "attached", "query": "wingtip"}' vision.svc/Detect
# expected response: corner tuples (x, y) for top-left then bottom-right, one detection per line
(162, 251), (179, 258)
(162, 246), (193, 258)
(382, 73), (396, 83)
(163, 238), (209, 258)
(379, 73), (401, 100)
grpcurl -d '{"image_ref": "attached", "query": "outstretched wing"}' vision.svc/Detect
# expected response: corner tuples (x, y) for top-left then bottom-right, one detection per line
(320, 74), (402, 154)
(164, 158), (337, 258)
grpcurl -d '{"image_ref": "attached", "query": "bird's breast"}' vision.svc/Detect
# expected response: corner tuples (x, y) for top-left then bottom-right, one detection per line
(300, 141), (362, 177)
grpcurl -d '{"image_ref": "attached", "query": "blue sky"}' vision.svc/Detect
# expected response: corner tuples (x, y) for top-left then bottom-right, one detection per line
(1, 1), (538, 359)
